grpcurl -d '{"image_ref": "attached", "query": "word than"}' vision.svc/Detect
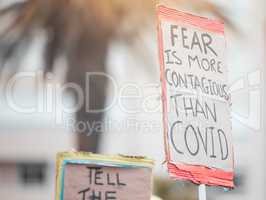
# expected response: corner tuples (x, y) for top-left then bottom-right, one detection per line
(171, 94), (217, 123)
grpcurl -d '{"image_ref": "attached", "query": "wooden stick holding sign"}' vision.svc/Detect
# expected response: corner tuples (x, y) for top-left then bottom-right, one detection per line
(199, 184), (207, 200)
(156, 4), (234, 191)
(55, 152), (154, 200)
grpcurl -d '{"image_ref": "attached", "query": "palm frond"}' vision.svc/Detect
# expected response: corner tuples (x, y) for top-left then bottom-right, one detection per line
(0, 1), (27, 17)
(0, 0), (233, 71)
(0, 0), (234, 152)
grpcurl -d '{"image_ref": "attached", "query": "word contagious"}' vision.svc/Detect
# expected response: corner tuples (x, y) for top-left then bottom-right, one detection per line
(165, 69), (229, 100)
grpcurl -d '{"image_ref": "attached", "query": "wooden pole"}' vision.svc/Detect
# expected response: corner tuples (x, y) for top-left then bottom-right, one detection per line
(198, 184), (207, 200)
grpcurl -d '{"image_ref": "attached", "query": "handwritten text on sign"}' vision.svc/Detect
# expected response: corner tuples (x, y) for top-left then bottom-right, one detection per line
(63, 164), (152, 200)
(158, 9), (233, 172)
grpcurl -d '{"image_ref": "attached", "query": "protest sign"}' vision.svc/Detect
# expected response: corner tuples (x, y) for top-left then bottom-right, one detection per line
(55, 152), (154, 200)
(156, 5), (234, 188)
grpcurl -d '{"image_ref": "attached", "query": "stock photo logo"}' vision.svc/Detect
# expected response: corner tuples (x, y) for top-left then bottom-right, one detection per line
(3, 69), (262, 133)
(3, 71), (161, 130)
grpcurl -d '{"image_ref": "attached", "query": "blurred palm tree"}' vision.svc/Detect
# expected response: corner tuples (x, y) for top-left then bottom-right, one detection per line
(0, 0), (230, 152)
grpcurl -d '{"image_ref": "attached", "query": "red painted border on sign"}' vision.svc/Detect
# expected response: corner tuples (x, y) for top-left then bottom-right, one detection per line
(156, 5), (234, 188)
(157, 5), (224, 34)
(168, 162), (234, 188)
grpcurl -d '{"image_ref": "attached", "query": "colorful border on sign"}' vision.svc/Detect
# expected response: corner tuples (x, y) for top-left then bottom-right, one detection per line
(55, 152), (154, 200)
(156, 5), (234, 188)
(157, 5), (224, 34)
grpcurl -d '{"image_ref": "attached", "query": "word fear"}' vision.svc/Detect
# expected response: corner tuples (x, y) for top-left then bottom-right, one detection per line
(169, 24), (217, 56)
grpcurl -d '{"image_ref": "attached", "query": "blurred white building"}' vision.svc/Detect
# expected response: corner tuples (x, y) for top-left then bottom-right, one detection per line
(0, 17), (77, 200)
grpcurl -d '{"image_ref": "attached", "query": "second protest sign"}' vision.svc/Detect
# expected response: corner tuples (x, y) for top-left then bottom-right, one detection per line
(157, 5), (234, 188)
